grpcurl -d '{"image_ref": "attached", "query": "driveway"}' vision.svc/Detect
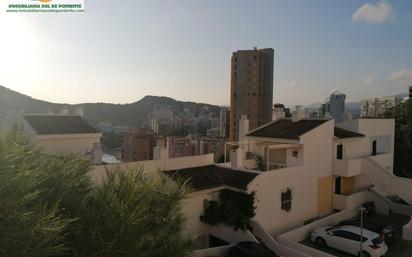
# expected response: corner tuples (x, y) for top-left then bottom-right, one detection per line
(300, 213), (412, 257)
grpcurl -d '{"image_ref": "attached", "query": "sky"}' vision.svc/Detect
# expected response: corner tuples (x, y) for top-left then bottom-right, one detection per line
(0, 0), (411, 107)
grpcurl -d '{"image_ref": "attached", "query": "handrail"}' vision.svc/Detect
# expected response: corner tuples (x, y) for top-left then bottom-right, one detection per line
(250, 220), (315, 257)
(363, 157), (412, 205)
(369, 187), (412, 216)
(365, 157), (412, 187)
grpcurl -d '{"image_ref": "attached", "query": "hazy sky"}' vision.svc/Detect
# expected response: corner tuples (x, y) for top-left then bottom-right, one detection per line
(0, 0), (411, 107)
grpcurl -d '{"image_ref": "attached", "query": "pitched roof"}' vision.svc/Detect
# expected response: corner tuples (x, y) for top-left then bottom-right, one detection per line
(334, 127), (364, 139)
(246, 119), (329, 140)
(165, 165), (258, 191)
(23, 115), (100, 135)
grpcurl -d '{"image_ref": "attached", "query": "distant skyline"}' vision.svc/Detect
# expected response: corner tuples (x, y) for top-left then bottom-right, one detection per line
(0, 0), (411, 107)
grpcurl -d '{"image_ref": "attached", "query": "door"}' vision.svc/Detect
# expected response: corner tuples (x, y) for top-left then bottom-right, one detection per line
(335, 177), (342, 195)
(336, 144), (343, 160)
(372, 140), (377, 156)
(326, 230), (344, 250)
(329, 231), (356, 254)
(317, 176), (333, 214)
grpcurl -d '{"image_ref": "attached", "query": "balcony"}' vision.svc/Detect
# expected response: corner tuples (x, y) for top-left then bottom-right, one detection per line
(332, 191), (366, 211)
(333, 158), (363, 177)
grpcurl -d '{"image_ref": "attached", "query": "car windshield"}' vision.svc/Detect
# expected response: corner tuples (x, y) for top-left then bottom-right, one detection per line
(372, 237), (383, 245)
(326, 226), (340, 232)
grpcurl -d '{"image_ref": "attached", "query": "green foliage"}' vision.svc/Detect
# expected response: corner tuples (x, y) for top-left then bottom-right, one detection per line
(200, 190), (256, 231)
(0, 86), (221, 127)
(246, 152), (267, 171)
(254, 154), (267, 172)
(216, 154), (225, 163)
(0, 131), (194, 257)
(75, 168), (194, 257)
(0, 131), (70, 257)
(387, 99), (412, 177)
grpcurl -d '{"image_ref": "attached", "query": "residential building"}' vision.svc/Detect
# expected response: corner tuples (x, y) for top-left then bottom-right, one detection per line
(97, 121), (132, 134)
(198, 137), (225, 162)
(0, 113), (102, 164)
(148, 107), (174, 136)
(170, 115), (398, 248)
(319, 91), (346, 122)
(230, 47), (274, 141)
(360, 96), (401, 118)
(89, 114), (411, 257)
(168, 136), (198, 158)
(206, 127), (220, 137)
(121, 128), (166, 162)
(219, 107), (230, 139)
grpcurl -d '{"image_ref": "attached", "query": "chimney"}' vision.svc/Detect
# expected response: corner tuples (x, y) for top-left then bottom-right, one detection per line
(238, 115), (249, 143)
(91, 143), (102, 165)
(272, 104), (286, 121)
(230, 144), (243, 169)
(291, 105), (305, 122)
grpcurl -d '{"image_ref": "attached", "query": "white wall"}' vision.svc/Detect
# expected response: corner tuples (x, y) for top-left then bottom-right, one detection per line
(89, 153), (215, 184)
(193, 245), (233, 257)
(182, 189), (220, 238)
(35, 134), (101, 158)
(286, 147), (303, 167)
(336, 119), (394, 172)
(248, 120), (335, 235)
(0, 112), (36, 137)
(278, 207), (358, 242)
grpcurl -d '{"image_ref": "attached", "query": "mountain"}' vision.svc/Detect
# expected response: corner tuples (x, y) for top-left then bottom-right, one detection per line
(0, 85), (221, 127)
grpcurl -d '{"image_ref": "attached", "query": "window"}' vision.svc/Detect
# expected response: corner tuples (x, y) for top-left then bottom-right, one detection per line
(336, 144), (343, 160)
(281, 189), (292, 212)
(372, 140), (377, 156)
(332, 230), (367, 242)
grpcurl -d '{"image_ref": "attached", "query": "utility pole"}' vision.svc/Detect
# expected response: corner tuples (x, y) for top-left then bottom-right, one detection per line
(359, 207), (366, 257)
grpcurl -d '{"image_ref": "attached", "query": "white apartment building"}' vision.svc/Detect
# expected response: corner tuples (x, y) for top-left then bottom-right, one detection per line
(360, 96), (400, 118)
(0, 113), (103, 164)
(88, 113), (411, 257)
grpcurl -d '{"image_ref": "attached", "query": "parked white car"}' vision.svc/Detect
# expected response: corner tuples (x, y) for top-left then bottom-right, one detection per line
(311, 225), (388, 257)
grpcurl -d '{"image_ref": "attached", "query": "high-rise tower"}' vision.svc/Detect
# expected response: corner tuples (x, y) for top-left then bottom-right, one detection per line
(229, 47), (274, 141)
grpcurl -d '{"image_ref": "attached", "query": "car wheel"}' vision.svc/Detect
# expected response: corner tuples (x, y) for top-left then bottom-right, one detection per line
(315, 237), (326, 247)
(359, 251), (371, 257)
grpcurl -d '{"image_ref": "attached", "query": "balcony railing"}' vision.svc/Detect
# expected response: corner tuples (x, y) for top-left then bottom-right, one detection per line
(267, 162), (286, 170)
(333, 158), (363, 177)
(332, 191), (366, 211)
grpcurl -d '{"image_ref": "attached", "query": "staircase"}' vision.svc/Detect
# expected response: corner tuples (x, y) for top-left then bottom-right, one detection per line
(363, 157), (412, 205)
(368, 187), (412, 216)
(249, 221), (313, 257)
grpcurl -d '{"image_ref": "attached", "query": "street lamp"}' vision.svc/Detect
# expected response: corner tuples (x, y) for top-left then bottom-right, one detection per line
(359, 206), (366, 257)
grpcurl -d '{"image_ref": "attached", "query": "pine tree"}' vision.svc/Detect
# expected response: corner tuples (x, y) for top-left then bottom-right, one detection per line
(0, 131), (194, 257)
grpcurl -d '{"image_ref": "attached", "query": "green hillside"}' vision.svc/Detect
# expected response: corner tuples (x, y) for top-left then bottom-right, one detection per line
(0, 85), (221, 127)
